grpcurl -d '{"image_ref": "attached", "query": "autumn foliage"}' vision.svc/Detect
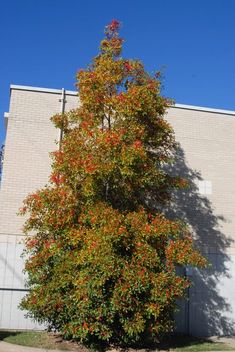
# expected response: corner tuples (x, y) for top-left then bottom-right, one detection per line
(20, 20), (206, 345)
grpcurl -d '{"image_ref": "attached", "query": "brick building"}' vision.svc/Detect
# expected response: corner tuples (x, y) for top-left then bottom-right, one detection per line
(1, 84), (235, 335)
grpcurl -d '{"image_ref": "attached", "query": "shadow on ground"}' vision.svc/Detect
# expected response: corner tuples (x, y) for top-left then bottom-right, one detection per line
(0, 330), (19, 340)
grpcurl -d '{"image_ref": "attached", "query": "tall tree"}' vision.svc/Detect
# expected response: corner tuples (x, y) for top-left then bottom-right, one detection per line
(20, 20), (206, 345)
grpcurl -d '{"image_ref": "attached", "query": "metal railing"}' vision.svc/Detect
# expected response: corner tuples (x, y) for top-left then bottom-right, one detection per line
(0, 144), (4, 183)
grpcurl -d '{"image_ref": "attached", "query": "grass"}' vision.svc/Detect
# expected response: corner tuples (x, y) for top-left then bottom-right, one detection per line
(0, 330), (233, 351)
(0, 330), (75, 350)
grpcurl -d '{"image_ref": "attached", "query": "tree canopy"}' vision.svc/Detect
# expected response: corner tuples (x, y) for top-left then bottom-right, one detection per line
(20, 20), (206, 346)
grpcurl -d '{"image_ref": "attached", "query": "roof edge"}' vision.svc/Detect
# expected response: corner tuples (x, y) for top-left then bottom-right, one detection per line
(10, 84), (78, 96)
(174, 103), (235, 116)
(9, 85), (235, 115)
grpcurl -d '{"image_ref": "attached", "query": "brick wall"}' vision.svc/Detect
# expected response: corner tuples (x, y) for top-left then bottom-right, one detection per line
(0, 86), (78, 329)
(166, 106), (235, 250)
(166, 106), (235, 335)
(0, 86), (78, 236)
(1, 85), (235, 334)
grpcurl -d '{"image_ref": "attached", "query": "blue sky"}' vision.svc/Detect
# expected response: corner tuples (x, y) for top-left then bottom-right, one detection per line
(1, 0), (234, 145)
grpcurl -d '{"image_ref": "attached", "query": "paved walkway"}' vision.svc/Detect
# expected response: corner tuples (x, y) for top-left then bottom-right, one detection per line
(209, 336), (235, 350)
(0, 341), (68, 352)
